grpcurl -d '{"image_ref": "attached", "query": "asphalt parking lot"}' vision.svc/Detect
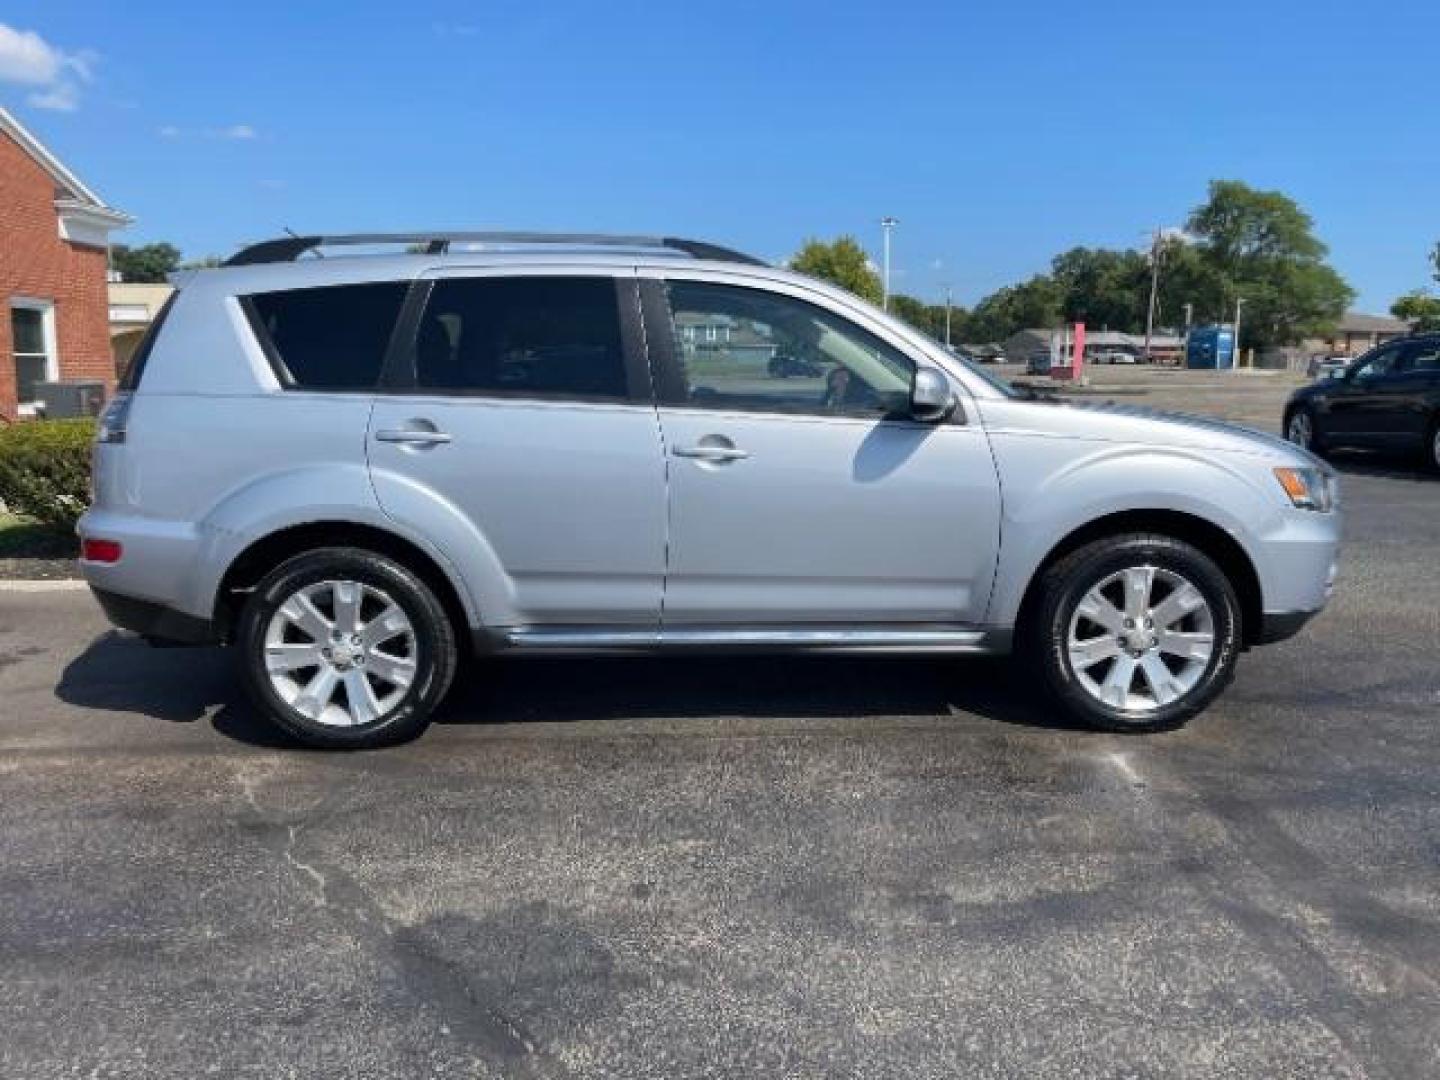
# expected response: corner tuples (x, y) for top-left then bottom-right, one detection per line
(2, 369), (1438, 1078)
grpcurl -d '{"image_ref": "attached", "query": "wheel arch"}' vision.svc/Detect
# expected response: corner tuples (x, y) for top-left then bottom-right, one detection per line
(214, 521), (472, 646)
(1013, 509), (1265, 648)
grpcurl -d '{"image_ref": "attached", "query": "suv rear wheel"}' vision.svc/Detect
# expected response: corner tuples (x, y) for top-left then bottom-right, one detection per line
(236, 547), (458, 748)
(1028, 533), (1241, 733)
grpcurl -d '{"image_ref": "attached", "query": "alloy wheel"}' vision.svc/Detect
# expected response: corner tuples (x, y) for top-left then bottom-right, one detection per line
(262, 579), (418, 727)
(1066, 565), (1215, 713)
(1287, 411), (1313, 450)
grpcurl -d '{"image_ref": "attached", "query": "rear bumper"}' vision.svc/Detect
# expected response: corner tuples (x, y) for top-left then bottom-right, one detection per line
(90, 587), (217, 645)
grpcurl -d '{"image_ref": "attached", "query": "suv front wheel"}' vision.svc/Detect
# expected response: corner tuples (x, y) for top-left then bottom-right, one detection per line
(1029, 533), (1241, 733)
(236, 547), (458, 748)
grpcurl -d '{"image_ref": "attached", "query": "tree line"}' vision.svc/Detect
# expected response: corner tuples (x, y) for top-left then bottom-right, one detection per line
(793, 181), (1365, 351)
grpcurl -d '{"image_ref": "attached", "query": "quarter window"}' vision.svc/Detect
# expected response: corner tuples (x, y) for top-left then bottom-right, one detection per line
(1402, 341), (1440, 373)
(9, 299), (57, 415)
(413, 277), (627, 400)
(663, 281), (914, 418)
(247, 282), (408, 390)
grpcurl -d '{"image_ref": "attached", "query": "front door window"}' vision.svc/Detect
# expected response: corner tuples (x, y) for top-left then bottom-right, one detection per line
(663, 281), (914, 418)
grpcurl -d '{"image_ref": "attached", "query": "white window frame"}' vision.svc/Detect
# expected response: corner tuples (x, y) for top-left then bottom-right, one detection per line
(9, 297), (58, 416)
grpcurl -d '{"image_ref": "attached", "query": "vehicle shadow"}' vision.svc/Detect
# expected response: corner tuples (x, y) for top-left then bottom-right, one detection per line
(1321, 448), (1436, 482)
(54, 631), (1086, 747)
(438, 652), (1087, 734)
(54, 630), (295, 748)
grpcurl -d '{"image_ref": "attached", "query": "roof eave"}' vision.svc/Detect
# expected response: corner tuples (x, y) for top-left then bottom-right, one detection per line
(0, 105), (124, 213)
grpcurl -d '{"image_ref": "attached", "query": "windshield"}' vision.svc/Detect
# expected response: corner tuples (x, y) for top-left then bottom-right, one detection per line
(953, 353), (1022, 398)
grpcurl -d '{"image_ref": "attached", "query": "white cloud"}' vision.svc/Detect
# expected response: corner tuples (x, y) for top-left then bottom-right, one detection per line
(0, 23), (95, 111)
(157, 123), (261, 141)
(0, 23), (60, 84)
(26, 81), (79, 111)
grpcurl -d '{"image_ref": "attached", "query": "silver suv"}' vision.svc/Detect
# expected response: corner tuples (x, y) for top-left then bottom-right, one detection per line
(80, 232), (1340, 748)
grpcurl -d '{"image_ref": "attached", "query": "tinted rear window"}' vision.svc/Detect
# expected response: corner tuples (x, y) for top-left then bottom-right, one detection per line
(248, 282), (408, 390)
(414, 277), (627, 399)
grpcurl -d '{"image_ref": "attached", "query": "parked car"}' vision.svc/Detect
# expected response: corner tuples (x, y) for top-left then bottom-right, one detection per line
(81, 231), (1341, 748)
(1091, 350), (1138, 365)
(768, 354), (823, 378)
(1285, 333), (1440, 471)
(1307, 355), (1351, 381)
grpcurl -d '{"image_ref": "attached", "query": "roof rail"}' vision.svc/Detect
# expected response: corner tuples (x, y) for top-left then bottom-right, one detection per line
(222, 231), (767, 268)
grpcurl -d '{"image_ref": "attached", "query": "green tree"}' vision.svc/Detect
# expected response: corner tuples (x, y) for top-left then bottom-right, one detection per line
(1049, 247), (1150, 331)
(1391, 292), (1440, 332)
(1388, 241), (1440, 331)
(110, 242), (182, 283)
(889, 293), (958, 342)
(790, 236), (882, 305)
(1184, 181), (1353, 349)
(962, 275), (1064, 343)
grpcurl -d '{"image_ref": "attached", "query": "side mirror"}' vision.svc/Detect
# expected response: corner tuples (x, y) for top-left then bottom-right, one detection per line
(910, 366), (957, 422)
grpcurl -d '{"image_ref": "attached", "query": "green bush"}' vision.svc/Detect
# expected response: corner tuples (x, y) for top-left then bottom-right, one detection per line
(0, 418), (96, 530)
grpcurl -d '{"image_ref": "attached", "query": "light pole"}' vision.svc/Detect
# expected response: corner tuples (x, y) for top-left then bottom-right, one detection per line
(1234, 297), (1246, 369)
(880, 216), (899, 311)
(1142, 227), (1162, 363)
(943, 282), (953, 348)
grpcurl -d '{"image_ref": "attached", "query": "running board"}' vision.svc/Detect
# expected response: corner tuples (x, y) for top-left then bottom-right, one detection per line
(495, 626), (1002, 654)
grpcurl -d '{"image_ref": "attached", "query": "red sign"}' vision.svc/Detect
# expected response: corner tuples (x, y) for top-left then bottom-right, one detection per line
(1051, 322), (1085, 380)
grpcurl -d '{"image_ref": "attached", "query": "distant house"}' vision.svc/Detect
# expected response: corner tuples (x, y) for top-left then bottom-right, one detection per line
(1304, 312), (1413, 357)
(109, 280), (174, 377)
(674, 310), (778, 367)
(0, 107), (131, 419)
(1003, 328), (1184, 366)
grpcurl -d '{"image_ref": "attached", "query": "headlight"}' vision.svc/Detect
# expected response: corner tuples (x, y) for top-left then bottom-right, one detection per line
(1273, 466), (1334, 512)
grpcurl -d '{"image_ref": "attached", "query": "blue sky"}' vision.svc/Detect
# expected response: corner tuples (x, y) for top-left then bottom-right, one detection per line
(3, 1), (1437, 312)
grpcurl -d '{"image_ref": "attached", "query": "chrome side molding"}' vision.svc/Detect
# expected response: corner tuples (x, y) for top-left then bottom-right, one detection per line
(498, 625), (996, 654)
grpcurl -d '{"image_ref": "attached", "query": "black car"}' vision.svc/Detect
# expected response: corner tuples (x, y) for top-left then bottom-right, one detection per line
(1284, 334), (1440, 471)
(767, 354), (823, 379)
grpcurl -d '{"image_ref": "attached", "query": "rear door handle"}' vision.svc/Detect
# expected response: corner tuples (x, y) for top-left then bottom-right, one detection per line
(375, 429), (452, 446)
(673, 445), (750, 462)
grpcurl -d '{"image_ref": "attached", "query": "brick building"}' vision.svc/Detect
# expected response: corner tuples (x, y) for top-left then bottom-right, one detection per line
(1, 107), (130, 419)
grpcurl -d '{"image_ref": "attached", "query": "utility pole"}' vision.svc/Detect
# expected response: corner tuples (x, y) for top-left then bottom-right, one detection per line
(1234, 297), (1246, 370)
(1142, 227), (1163, 364)
(943, 282), (953, 348)
(880, 216), (899, 311)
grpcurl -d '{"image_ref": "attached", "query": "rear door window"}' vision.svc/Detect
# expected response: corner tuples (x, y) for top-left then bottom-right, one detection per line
(412, 277), (629, 400)
(246, 282), (408, 390)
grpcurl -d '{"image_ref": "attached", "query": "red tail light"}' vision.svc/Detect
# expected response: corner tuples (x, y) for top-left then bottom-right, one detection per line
(82, 539), (123, 564)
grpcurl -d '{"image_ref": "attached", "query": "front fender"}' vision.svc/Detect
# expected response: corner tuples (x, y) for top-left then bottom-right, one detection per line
(984, 437), (1283, 628)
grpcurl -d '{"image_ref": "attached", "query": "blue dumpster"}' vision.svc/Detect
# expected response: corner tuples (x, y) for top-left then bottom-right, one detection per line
(1186, 326), (1235, 369)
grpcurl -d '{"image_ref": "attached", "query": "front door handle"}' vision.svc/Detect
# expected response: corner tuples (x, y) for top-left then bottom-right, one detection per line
(375, 428), (452, 446)
(673, 445), (750, 462)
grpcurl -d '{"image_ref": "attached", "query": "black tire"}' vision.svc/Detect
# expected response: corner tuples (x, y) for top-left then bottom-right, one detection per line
(1025, 533), (1242, 734)
(1424, 416), (1440, 474)
(236, 547), (458, 749)
(1284, 404), (1325, 456)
